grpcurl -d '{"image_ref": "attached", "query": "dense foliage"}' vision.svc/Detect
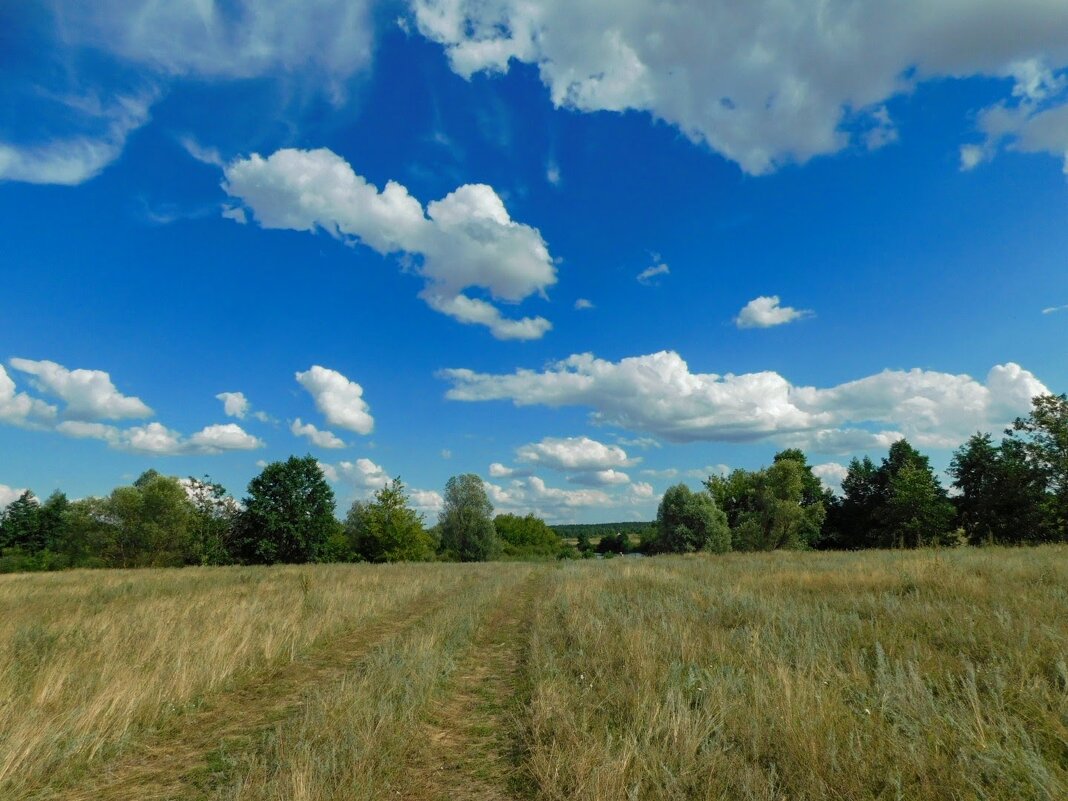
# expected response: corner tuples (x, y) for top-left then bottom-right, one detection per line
(3, 394), (1067, 572)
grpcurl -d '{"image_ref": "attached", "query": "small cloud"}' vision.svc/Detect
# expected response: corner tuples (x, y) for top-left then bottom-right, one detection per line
(734, 295), (813, 329)
(216, 391), (249, 419)
(179, 135), (224, 167)
(441, 448), (452, 459)
(546, 160), (561, 186)
(574, 298), (595, 310)
(959, 144), (986, 171)
(636, 262), (670, 285)
(291, 418), (346, 449)
(221, 206), (247, 224)
(863, 105), (898, 151)
(1042, 304), (1068, 314)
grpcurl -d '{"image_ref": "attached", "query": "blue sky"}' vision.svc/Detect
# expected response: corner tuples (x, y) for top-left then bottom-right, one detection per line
(2, 1), (1067, 521)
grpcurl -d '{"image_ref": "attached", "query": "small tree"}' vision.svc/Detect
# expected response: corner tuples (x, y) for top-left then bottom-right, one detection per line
(439, 474), (498, 562)
(349, 478), (435, 563)
(233, 456), (337, 564)
(655, 484), (730, 553)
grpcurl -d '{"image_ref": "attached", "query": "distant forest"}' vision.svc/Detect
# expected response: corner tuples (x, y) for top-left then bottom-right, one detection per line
(2, 392), (1067, 572)
(551, 522), (652, 540)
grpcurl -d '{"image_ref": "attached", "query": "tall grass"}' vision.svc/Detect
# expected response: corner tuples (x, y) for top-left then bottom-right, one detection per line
(523, 547), (1068, 800)
(210, 564), (533, 801)
(0, 563), (469, 797)
(2, 548), (1065, 800)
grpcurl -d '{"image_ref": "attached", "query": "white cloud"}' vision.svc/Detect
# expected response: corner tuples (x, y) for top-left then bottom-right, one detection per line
(640, 468), (679, 479)
(812, 462), (849, 494)
(546, 161), (561, 185)
(338, 458), (390, 491)
(216, 391), (250, 419)
(1042, 304), (1068, 314)
(0, 365), (56, 426)
(0, 484), (27, 510)
(0, 93), (154, 186)
(574, 298), (594, 310)
(224, 148), (556, 339)
(960, 58), (1068, 172)
(121, 422), (185, 455)
(516, 436), (636, 471)
(54, 418), (263, 455)
(636, 262), (669, 285)
(295, 365), (374, 435)
(485, 475), (613, 519)
(441, 350), (1047, 452)
(179, 136), (225, 167)
(734, 295), (813, 329)
(58, 1), (374, 87)
(567, 468), (631, 486)
(187, 423), (264, 453)
(410, 488), (445, 516)
(291, 418), (346, 449)
(9, 358), (151, 420)
(411, 0), (1068, 176)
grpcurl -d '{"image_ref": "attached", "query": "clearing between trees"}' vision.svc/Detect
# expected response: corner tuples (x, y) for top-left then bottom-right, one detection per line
(2, 547), (1066, 801)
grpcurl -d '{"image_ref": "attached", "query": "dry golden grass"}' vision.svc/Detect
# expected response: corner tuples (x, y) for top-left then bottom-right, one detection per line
(524, 547), (1068, 800)
(2, 547), (1066, 801)
(0, 562), (471, 798)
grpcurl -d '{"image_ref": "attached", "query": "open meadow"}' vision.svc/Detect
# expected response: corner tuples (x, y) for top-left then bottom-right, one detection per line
(1, 546), (1066, 801)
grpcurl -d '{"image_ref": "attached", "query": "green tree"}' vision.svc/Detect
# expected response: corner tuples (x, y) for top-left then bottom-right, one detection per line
(0, 491), (41, 552)
(876, 441), (954, 548)
(576, 529), (593, 556)
(655, 484), (730, 553)
(37, 491), (71, 554)
(950, 432), (1054, 544)
(494, 513), (561, 558)
(233, 456), (338, 564)
(729, 459), (826, 551)
(1008, 393), (1068, 538)
(826, 456), (883, 549)
(185, 475), (239, 564)
(104, 472), (196, 567)
(439, 474), (498, 562)
(348, 478), (435, 563)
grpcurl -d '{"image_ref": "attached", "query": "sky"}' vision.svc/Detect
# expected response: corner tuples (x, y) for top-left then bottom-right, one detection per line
(1, 1), (1067, 522)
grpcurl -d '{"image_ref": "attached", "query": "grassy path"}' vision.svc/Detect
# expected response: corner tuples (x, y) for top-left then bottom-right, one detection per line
(30, 582), (462, 801)
(399, 570), (544, 801)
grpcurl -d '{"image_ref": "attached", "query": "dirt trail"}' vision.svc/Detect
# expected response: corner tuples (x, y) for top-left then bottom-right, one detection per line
(33, 585), (456, 801)
(400, 570), (543, 801)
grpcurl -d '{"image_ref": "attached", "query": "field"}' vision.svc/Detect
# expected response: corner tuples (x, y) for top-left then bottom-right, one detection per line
(1, 547), (1066, 800)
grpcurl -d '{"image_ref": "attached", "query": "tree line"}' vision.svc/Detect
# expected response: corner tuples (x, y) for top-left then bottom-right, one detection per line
(0, 459), (567, 572)
(2, 393), (1065, 572)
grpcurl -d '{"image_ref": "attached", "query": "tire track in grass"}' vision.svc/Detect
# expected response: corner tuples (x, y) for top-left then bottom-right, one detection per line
(401, 569), (545, 801)
(30, 580), (472, 801)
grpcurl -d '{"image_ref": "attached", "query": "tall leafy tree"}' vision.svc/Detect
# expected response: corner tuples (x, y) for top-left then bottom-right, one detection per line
(105, 472), (196, 567)
(655, 483), (730, 553)
(729, 459), (826, 551)
(827, 456), (884, 549)
(37, 491), (71, 553)
(876, 441), (954, 548)
(0, 491), (41, 551)
(186, 475), (240, 565)
(1007, 393), (1068, 538)
(348, 478), (435, 563)
(234, 456), (338, 564)
(439, 474), (498, 562)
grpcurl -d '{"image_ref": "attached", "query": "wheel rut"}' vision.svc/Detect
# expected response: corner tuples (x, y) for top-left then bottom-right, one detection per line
(399, 569), (543, 801)
(32, 584), (458, 801)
